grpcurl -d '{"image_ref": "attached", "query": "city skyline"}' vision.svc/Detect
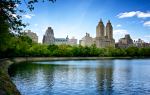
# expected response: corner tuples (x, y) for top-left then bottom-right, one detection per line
(19, 0), (150, 43)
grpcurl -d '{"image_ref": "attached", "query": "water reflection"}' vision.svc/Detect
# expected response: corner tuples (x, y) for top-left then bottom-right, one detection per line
(9, 59), (150, 95)
(95, 60), (114, 95)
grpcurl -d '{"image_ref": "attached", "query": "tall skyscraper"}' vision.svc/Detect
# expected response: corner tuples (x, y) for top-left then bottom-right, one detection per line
(42, 27), (55, 44)
(96, 19), (105, 38)
(42, 27), (76, 45)
(80, 19), (115, 48)
(95, 19), (115, 48)
(106, 20), (113, 39)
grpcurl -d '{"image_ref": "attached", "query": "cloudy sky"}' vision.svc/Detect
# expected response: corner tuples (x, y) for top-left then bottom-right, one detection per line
(20, 0), (150, 43)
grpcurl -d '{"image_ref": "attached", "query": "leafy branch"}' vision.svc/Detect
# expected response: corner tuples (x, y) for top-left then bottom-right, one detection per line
(0, 0), (56, 33)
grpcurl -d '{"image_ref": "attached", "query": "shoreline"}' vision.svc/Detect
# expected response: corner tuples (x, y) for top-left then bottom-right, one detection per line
(0, 57), (150, 95)
(0, 59), (20, 95)
(11, 56), (150, 62)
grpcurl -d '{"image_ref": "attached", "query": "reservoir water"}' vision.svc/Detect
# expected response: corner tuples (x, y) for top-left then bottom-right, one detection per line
(8, 59), (150, 95)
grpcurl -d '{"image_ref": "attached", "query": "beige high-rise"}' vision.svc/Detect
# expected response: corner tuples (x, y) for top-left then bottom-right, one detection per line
(95, 19), (115, 48)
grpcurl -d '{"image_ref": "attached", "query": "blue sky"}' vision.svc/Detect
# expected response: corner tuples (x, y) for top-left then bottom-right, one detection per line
(20, 0), (150, 43)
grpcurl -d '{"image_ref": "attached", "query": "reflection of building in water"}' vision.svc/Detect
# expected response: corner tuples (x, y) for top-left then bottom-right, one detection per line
(95, 60), (114, 94)
(41, 65), (55, 91)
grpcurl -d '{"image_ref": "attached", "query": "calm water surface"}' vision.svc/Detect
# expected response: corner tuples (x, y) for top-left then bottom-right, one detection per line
(9, 59), (150, 95)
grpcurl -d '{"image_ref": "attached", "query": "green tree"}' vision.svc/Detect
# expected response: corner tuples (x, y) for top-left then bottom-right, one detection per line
(0, 0), (56, 58)
(89, 44), (99, 56)
(126, 46), (139, 57)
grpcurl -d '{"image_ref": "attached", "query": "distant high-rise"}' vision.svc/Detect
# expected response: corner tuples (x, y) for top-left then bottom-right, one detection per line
(96, 19), (105, 38)
(42, 27), (76, 45)
(106, 20), (113, 39)
(42, 27), (55, 44)
(79, 19), (115, 48)
(24, 30), (38, 43)
(95, 19), (115, 48)
(116, 34), (133, 48)
(68, 37), (77, 46)
(80, 33), (94, 47)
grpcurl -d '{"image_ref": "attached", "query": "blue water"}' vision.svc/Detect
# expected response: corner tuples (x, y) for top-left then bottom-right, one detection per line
(9, 59), (150, 95)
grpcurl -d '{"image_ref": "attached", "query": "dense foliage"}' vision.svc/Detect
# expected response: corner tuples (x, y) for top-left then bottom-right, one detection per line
(0, 0), (55, 59)
(0, 35), (150, 58)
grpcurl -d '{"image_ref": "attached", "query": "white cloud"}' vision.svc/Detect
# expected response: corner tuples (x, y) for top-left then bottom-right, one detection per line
(117, 11), (150, 18)
(143, 21), (150, 27)
(23, 14), (35, 19)
(137, 12), (150, 18)
(116, 24), (122, 27)
(117, 11), (137, 18)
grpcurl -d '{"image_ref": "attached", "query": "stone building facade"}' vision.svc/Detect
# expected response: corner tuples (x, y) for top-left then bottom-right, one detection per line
(68, 37), (78, 46)
(54, 37), (69, 45)
(43, 27), (55, 44)
(95, 20), (115, 48)
(116, 34), (133, 48)
(80, 19), (115, 48)
(133, 39), (150, 48)
(43, 27), (77, 45)
(79, 33), (94, 47)
(24, 30), (38, 43)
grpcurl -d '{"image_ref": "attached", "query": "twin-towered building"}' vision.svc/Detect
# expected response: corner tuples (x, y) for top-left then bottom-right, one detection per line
(80, 19), (115, 48)
(24, 19), (149, 48)
(95, 20), (115, 48)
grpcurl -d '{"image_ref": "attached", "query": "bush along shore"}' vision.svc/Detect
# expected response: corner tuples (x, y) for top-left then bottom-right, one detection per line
(0, 34), (150, 58)
(1, 39), (150, 58)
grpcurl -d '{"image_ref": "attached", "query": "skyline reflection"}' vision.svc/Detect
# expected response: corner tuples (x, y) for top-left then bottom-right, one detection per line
(9, 59), (150, 95)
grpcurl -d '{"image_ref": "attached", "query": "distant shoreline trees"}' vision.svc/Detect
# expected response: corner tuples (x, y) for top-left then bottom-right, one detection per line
(0, 36), (150, 58)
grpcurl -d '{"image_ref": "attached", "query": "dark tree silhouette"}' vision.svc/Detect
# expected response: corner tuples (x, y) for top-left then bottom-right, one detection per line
(0, 0), (56, 33)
